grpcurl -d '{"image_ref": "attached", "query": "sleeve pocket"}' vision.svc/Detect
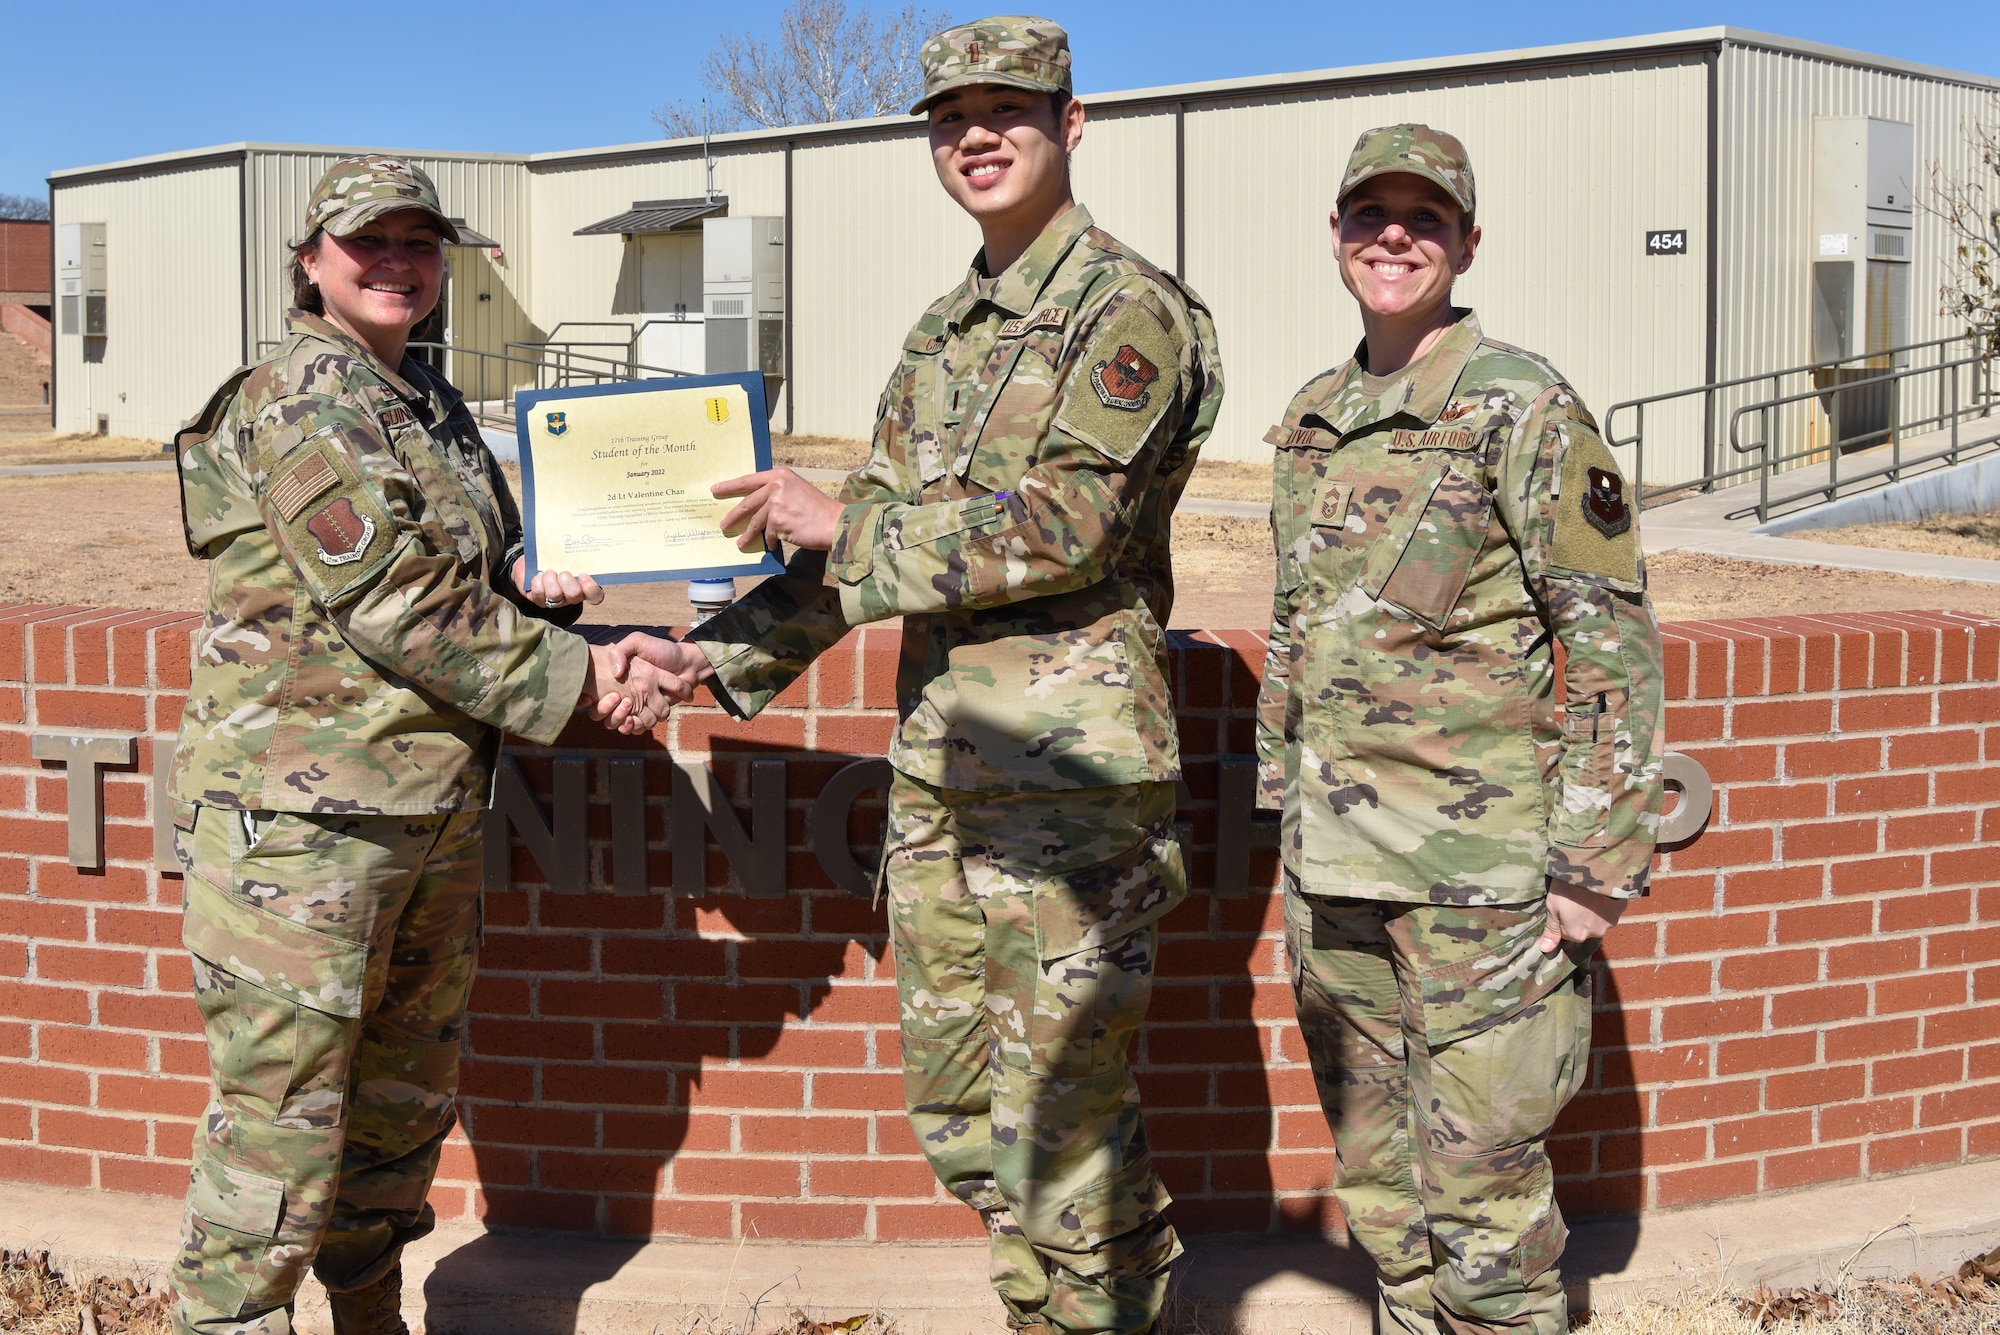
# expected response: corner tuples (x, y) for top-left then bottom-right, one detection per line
(878, 493), (1012, 554)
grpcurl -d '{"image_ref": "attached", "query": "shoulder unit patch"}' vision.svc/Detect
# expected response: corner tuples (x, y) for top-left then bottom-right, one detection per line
(307, 497), (377, 565)
(1583, 465), (1631, 538)
(1090, 344), (1160, 412)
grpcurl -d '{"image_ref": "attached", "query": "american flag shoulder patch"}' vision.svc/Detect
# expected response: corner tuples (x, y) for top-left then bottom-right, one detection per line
(269, 449), (340, 521)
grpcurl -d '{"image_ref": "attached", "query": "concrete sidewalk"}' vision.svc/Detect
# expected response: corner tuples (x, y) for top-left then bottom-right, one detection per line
(1640, 420), (2000, 583)
(4, 1159), (1996, 1333)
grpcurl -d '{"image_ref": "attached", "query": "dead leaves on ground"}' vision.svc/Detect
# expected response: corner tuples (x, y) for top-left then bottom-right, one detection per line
(1734, 1243), (2000, 1330)
(0, 1249), (173, 1335)
(766, 1312), (887, 1335)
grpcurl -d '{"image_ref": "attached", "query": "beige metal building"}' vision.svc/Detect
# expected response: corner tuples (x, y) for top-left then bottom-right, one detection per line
(48, 27), (1999, 482)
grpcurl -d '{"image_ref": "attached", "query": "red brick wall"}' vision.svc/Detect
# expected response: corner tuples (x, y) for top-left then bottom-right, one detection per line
(0, 221), (51, 300)
(1, 602), (1996, 1240)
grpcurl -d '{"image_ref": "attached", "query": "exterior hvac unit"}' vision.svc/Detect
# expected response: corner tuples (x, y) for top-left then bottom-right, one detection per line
(1811, 118), (1913, 449)
(57, 222), (107, 337)
(702, 216), (784, 381)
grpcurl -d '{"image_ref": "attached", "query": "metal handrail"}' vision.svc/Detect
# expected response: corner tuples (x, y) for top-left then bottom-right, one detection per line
(1605, 332), (1996, 505)
(1726, 345), (1996, 521)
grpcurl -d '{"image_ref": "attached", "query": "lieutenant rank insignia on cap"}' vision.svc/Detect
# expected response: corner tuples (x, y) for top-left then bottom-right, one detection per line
(1091, 344), (1159, 411)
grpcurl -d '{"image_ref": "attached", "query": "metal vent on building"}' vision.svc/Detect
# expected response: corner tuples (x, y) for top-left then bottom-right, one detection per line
(575, 197), (729, 237)
(711, 297), (745, 316)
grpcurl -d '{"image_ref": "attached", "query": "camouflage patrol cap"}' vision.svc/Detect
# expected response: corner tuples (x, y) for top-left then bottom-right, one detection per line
(294, 155), (459, 248)
(910, 15), (1073, 115)
(1337, 124), (1477, 218)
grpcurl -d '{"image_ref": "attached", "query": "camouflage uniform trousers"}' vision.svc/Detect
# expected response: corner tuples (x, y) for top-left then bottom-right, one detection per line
(169, 803), (485, 1335)
(1283, 881), (1594, 1335)
(885, 771), (1186, 1335)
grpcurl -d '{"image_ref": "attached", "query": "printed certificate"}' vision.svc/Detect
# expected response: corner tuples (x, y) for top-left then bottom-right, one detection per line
(514, 373), (786, 585)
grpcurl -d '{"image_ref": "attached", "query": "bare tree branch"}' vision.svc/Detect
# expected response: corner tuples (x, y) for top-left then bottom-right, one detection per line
(1925, 93), (2000, 353)
(0, 192), (49, 221)
(653, 0), (949, 137)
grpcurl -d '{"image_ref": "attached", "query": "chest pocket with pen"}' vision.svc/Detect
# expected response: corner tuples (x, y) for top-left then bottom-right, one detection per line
(1359, 461), (1493, 632)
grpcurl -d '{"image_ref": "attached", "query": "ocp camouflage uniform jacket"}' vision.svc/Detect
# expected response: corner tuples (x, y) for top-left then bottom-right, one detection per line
(1255, 311), (1665, 903)
(170, 310), (589, 815)
(693, 204), (1224, 792)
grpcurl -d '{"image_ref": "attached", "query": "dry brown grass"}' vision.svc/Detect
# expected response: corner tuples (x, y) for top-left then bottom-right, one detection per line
(0, 431), (165, 467)
(770, 434), (869, 472)
(0, 1249), (173, 1335)
(1575, 1245), (2000, 1335)
(1785, 514), (2000, 563)
(1644, 549), (2000, 621)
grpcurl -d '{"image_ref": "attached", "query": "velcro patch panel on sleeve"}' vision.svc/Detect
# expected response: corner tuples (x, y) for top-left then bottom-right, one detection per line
(1052, 301), (1181, 466)
(270, 435), (398, 607)
(1548, 424), (1643, 588)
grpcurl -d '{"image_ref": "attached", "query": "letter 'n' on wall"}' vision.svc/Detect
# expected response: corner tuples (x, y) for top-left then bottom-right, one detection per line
(674, 759), (785, 898)
(484, 755), (588, 893)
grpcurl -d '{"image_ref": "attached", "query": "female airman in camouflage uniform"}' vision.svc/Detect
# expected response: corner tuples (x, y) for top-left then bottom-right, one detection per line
(1257, 126), (1666, 1335)
(166, 157), (675, 1335)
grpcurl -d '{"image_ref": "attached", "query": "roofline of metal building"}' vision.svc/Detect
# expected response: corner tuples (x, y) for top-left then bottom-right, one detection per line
(47, 27), (1999, 187)
(49, 142), (528, 188)
(524, 26), (2000, 170)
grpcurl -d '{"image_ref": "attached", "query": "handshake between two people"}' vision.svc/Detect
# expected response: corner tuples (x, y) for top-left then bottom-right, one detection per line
(518, 466), (846, 735)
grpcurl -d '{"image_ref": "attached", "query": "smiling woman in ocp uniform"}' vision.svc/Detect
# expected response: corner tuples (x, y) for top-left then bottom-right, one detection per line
(162, 156), (680, 1335)
(1256, 125), (1667, 1335)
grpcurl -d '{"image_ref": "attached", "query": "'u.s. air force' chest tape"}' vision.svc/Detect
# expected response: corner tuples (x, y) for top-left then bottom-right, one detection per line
(259, 417), (399, 609)
(1050, 296), (1183, 466)
(1547, 420), (1643, 590)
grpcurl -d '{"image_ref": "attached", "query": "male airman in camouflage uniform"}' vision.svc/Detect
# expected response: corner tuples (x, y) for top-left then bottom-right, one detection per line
(616, 18), (1222, 1333)
(166, 158), (647, 1335)
(1256, 126), (1665, 1335)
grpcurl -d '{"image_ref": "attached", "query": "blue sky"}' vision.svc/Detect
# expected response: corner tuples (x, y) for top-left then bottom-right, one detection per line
(6, 0), (1996, 200)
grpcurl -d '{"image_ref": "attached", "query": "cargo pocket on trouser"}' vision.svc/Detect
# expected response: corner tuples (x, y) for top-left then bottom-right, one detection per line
(176, 1154), (291, 1321)
(1416, 960), (1592, 1329)
(1014, 1152), (1181, 1284)
(1023, 788), (1186, 1080)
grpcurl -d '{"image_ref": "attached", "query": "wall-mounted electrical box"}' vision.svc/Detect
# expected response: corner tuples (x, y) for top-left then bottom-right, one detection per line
(57, 222), (108, 338)
(1811, 117), (1913, 450)
(702, 216), (784, 382)
(1811, 117), (1913, 366)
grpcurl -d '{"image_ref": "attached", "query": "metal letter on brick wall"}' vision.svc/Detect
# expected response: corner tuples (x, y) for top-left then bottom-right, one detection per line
(31, 732), (136, 869)
(674, 759), (786, 898)
(1657, 751), (1713, 846)
(484, 754), (588, 893)
(1211, 760), (1279, 898)
(609, 758), (650, 896)
(808, 758), (893, 897)
(152, 740), (177, 871)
